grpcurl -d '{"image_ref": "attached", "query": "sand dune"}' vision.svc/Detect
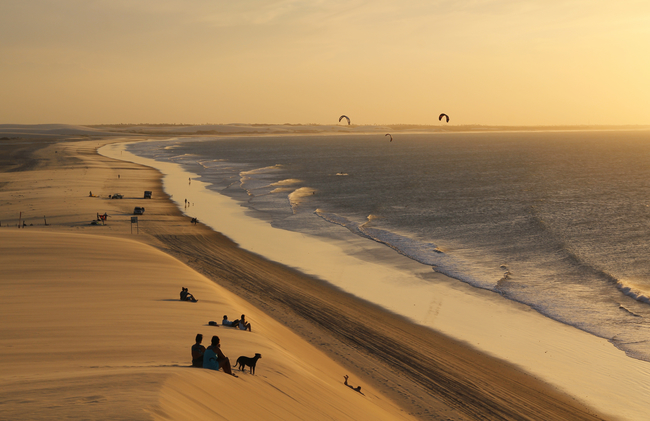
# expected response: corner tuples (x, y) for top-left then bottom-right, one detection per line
(0, 230), (411, 420)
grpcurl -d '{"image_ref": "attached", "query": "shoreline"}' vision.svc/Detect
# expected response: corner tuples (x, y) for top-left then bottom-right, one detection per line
(2, 123), (650, 141)
(103, 137), (646, 419)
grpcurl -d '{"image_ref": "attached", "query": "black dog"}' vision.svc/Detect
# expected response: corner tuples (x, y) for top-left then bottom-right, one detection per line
(235, 353), (262, 375)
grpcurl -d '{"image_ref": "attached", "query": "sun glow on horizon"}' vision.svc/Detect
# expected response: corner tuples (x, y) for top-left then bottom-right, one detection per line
(1, 1), (649, 126)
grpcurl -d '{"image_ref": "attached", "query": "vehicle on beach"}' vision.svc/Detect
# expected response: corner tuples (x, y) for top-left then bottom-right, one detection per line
(144, 191), (152, 199)
(110, 193), (123, 199)
(133, 206), (145, 215)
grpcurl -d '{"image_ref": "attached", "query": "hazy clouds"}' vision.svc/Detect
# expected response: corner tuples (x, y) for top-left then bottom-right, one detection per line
(1, 0), (648, 125)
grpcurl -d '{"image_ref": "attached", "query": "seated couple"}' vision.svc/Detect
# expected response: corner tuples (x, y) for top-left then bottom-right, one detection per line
(222, 314), (252, 332)
(191, 334), (236, 376)
(180, 287), (197, 302)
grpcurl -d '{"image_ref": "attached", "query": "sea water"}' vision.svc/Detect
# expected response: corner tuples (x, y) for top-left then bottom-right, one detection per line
(100, 131), (650, 419)
(124, 131), (650, 363)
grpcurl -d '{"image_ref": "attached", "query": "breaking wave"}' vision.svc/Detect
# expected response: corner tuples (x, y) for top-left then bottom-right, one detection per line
(315, 210), (495, 290)
(288, 187), (317, 213)
(272, 178), (302, 186)
(617, 279), (650, 305)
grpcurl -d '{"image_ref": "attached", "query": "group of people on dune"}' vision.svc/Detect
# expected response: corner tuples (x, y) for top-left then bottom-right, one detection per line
(181, 286), (251, 375)
(182, 288), (362, 393)
(189, 315), (251, 376)
(180, 287), (198, 302)
(191, 334), (237, 376)
(180, 288), (251, 330)
(221, 314), (252, 331)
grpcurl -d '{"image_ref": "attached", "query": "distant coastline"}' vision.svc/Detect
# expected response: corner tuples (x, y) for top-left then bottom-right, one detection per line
(2, 123), (649, 140)
(88, 123), (650, 136)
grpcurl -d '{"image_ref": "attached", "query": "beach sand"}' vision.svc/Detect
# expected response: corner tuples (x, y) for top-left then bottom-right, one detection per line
(0, 135), (613, 420)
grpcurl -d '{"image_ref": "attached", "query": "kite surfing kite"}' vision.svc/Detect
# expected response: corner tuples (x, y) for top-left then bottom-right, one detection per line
(385, 133), (393, 142)
(339, 115), (351, 125)
(439, 113), (449, 123)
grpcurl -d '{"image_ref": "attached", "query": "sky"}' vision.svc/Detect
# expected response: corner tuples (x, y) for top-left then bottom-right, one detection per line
(1, 0), (649, 126)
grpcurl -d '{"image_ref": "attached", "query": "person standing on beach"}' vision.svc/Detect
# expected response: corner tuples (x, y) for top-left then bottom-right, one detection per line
(203, 335), (236, 376)
(191, 334), (205, 367)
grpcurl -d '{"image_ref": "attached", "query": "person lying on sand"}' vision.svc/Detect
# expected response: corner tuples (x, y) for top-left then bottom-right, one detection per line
(191, 333), (205, 367)
(344, 375), (364, 394)
(203, 335), (236, 376)
(222, 315), (239, 327)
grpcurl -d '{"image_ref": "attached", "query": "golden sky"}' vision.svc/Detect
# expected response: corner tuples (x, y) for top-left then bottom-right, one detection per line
(1, 1), (649, 125)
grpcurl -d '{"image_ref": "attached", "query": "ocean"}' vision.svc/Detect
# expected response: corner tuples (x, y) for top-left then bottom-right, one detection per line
(125, 130), (650, 363)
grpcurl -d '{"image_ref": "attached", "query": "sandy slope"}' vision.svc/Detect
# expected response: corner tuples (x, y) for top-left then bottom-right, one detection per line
(0, 230), (410, 420)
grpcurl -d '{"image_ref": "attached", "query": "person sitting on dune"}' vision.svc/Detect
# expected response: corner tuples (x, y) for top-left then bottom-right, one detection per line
(203, 335), (236, 376)
(180, 287), (197, 302)
(191, 334), (205, 367)
(239, 314), (252, 332)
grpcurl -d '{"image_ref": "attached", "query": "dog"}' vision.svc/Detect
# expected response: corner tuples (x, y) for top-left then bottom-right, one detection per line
(235, 353), (262, 375)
